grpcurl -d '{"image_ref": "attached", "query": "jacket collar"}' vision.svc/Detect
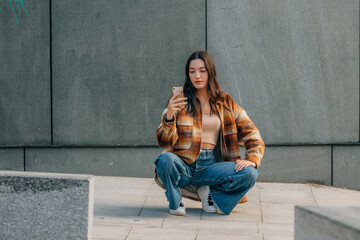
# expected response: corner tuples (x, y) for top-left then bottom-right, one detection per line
(195, 93), (231, 111)
(195, 95), (223, 104)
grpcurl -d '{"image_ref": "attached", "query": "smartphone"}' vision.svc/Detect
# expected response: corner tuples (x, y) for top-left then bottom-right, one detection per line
(172, 87), (185, 109)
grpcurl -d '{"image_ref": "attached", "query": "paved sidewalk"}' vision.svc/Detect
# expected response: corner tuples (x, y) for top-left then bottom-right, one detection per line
(92, 176), (360, 240)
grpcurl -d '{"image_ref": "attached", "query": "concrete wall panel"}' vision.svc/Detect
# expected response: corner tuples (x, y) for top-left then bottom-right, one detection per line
(0, 1), (50, 145)
(52, 0), (205, 145)
(257, 145), (331, 185)
(0, 148), (24, 171)
(26, 147), (162, 177)
(208, 0), (359, 144)
(333, 146), (360, 191)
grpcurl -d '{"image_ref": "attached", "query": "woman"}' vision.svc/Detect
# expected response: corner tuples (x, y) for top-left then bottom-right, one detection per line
(154, 50), (265, 215)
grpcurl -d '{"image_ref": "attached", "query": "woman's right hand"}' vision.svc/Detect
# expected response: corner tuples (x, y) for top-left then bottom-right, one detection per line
(166, 92), (188, 119)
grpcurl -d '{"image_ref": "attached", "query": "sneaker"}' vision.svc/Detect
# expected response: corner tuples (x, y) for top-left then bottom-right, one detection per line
(169, 202), (186, 216)
(212, 200), (225, 215)
(197, 186), (218, 213)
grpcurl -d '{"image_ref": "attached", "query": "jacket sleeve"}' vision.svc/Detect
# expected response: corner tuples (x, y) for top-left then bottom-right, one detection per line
(156, 108), (179, 148)
(231, 99), (265, 168)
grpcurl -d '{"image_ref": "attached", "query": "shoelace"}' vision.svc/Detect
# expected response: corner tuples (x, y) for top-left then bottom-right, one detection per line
(207, 194), (214, 206)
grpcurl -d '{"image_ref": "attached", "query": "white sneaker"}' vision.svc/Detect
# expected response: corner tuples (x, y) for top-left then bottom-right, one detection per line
(212, 200), (225, 215)
(169, 202), (186, 216)
(197, 186), (218, 213)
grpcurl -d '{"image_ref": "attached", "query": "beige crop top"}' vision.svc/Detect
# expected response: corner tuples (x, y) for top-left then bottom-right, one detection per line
(201, 114), (221, 145)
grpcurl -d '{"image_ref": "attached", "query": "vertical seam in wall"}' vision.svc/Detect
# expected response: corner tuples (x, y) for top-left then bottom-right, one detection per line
(359, 0), (360, 143)
(205, 0), (207, 51)
(331, 145), (334, 186)
(23, 148), (26, 171)
(50, 0), (53, 145)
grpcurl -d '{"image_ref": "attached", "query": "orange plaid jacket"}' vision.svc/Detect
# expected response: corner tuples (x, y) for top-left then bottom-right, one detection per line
(156, 92), (265, 168)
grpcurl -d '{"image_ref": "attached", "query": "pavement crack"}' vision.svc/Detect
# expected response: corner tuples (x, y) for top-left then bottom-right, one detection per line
(194, 229), (199, 240)
(124, 226), (133, 240)
(137, 182), (153, 216)
(258, 186), (264, 223)
(310, 185), (318, 206)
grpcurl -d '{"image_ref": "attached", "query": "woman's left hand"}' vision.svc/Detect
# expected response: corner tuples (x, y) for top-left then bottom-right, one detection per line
(235, 159), (256, 172)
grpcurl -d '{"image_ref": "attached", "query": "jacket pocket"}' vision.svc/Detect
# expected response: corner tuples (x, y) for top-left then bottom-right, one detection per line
(224, 127), (238, 136)
(223, 124), (239, 156)
(222, 109), (238, 136)
(173, 117), (193, 149)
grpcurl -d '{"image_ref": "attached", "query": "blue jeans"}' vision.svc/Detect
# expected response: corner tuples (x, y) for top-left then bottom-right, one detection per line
(154, 148), (258, 215)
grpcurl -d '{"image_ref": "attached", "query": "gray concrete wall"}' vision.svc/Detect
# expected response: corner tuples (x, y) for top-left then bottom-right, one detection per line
(51, 0), (205, 145)
(0, 1), (51, 145)
(0, 1), (359, 190)
(25, 147), (162, 178)
(333, 146), (360, 191)
(208, 0), (359, 144)
(0, 148), (24, 171)
(257, 145), (332, 185)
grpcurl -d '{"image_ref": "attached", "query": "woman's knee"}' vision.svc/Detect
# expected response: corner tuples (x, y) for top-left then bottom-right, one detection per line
(154, 152), (178, 170)
(245, 166), (258, 183)
(226, 167), (258, 191)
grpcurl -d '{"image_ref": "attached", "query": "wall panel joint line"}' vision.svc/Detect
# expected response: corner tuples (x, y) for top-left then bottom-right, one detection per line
(331, 145), (333, 186)
(23, 148), (26, 172)
(205, 0), (207, 51)
(50, 0), (53, 145)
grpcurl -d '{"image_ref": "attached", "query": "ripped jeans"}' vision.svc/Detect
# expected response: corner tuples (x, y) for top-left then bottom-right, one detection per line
(154, 148), (258, 215)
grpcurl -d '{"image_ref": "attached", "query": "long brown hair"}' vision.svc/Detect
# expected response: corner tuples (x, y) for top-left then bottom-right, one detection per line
(184, 50), (224, 116)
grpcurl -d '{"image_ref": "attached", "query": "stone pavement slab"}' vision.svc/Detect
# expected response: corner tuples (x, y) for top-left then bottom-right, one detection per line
(162, 218), (258, 233)
(93, 225), (131, 240)
(126, 228), (198, 240)
(258, 223), (294, 235)
(94, 217), (163, 229)
(196, 231), (263, 240)
(263, 234), (294, 240)
(310, 184), (360, 205)
(93, 176), (360, 240)
(201, 205), (262, 222)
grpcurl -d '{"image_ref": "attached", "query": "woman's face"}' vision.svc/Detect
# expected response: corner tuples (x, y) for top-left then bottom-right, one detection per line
(189, 59), (209, 90)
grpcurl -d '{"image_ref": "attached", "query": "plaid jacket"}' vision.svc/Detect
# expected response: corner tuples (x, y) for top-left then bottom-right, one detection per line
(156, 92), (265, 167)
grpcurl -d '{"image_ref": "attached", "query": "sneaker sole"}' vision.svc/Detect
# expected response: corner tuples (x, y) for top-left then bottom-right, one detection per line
(169, 210), (186, 216)
(202, 208), (218, 213)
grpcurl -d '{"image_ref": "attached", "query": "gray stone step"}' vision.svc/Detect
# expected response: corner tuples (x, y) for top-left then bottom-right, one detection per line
(295, 205), (360, 240)
(0, 171), (94, 240)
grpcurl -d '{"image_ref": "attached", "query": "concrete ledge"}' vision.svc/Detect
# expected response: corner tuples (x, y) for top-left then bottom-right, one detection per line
(0, 171), (94, 240)
(295, 205), (360, 240)
(333, 145), (360, 190)
(0, 148), (24, 171)
(257, 145), (331, 185)
(25, 147), (162, 178)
